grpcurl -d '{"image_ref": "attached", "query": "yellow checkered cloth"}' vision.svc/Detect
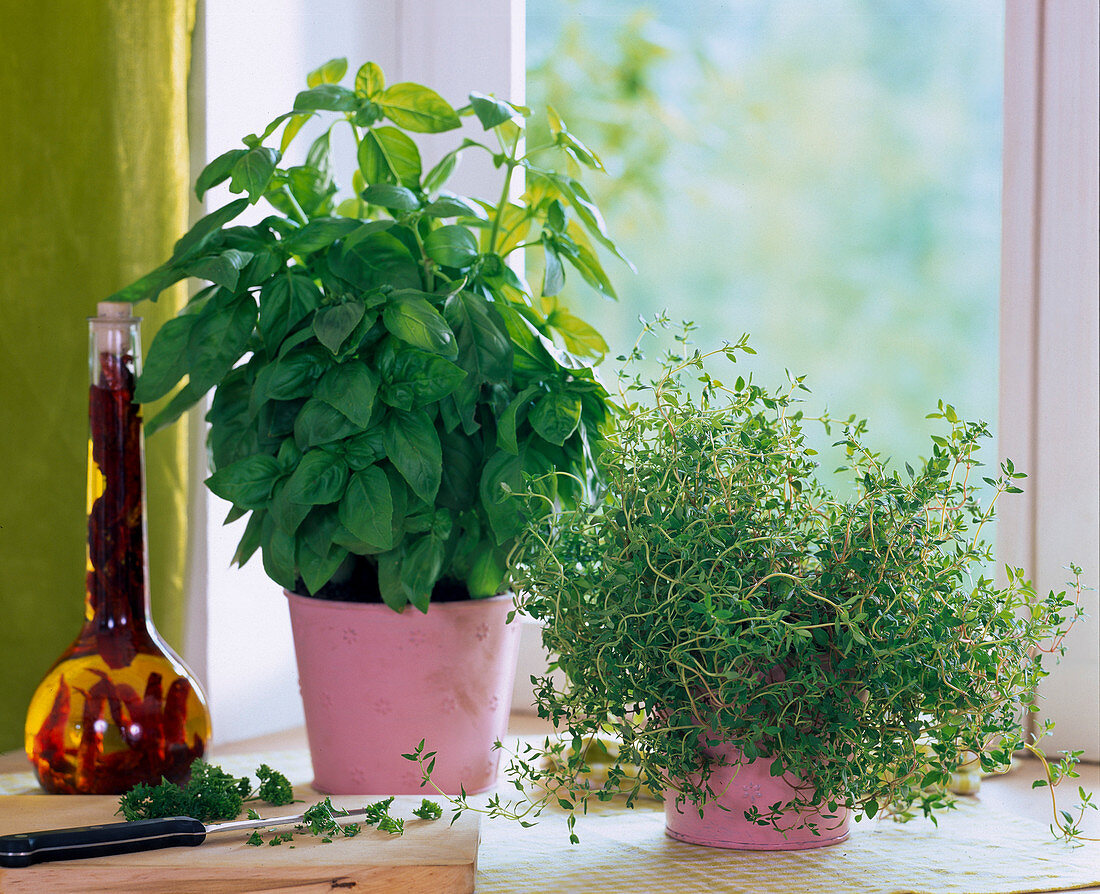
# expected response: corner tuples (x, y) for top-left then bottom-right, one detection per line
(476, 793), (1099, 894)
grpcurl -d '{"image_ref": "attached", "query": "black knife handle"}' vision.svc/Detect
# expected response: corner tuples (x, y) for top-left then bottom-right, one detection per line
(0, 816), (206, 867)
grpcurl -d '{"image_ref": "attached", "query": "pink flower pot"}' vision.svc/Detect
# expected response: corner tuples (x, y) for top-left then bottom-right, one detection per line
(665, 738), (850, 850)
(285, 590), (521, 795)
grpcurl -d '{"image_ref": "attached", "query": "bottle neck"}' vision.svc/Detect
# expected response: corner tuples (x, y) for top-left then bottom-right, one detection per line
(84, 309), (153, 658)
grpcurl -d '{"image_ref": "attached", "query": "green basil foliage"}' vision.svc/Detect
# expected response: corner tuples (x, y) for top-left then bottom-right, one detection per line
(111, 59), (628, 611)
(471, 318), (1084, 839)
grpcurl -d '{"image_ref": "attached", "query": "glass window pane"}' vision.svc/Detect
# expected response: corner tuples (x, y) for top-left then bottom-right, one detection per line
(527, 0), (1003, 477)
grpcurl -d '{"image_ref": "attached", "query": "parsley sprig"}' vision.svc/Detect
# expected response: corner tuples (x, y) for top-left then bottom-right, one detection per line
(118, 758), (443, 848)
(117, 758), (295, 822)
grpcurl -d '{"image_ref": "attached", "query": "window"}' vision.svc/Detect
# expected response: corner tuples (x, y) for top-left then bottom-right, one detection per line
(190, 0), (1097, 755)
(527, 0), (1004, 485)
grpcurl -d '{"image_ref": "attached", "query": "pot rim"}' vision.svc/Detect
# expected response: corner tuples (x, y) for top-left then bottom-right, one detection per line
(284, 588), (516, 613)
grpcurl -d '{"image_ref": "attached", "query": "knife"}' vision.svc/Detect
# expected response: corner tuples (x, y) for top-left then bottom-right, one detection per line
(0, 807), (371, 868)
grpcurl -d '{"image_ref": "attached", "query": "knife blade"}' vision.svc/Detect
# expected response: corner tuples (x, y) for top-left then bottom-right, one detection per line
(0, 807), (371, 868)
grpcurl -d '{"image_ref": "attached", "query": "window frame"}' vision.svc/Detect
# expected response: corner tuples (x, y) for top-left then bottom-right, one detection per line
(998, 0), (1099, 756)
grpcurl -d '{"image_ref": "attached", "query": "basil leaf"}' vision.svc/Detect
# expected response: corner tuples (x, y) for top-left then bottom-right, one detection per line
(378, 83), (461, 133)
(307, 58), (347, 87)
(341, 220), (398, 250)
(183, 249), (254, 291)
(377, 546), (409, 611)
(251, 111), (297, 145)
(196, 148), (247, 200)
(258, 271), (322, 350)
(286, 164), (337, 217)
(299, 505), (343, 558)
(338, 465), (394, 549)
(444, 291), (512, 384)
(496, 385), (540, 455)
(281, 217), (360, 255)
(438, 428), (482, 512)
(358, 126), (422, 188)
(283, 448), (350, 505)
(546, 308), (609, 359)
(379, 346), (466, 411)
(188, 293), (258, 393)
(205, 365), (252, 444)
(258, 398), (306, 442)
(355, 61), (385, 98)
(276, 437), (303, 470)
(422, 148), (459, 193)
(424, 194), (485, 219)
(170, 198), (250, 261)
(384, 410), (442, 503)
(530, 390), (583, 446)
(465, 544), (506, 598)
(205, 454), (282, 509)
(402, 535), (446, 612)
(305, 129), (332, 174)
(468, 92), (520, 130)
(135, 314), (197, 403)
(294, 398), (362, 449)
(238, 250), (283, 289)
(548, 107), (604, 171)
(229, 146), (280, 202)
(294, 84), (358, 112)
(105, 262), (187, 305)
(298, 540), (349, 596)
(531, 170), (633, 269)
(361, 183), (420, 212)
(261, 514), (298, 591)
(541, 238), (565, 297)
(328, 229), (421, 291)
(314, 301), (366, 354)
(270, 478), (310, 534)
(142, 381), (203, 436)
(555, 230), (618, 300)
(231, 508), (265, 567)
(343, 429), (386, 470)
(480, 449), (525, 544)
(382, 293), (457, 356)
(278, 112), (313, 153)
(316, 362), (378, 427)
(253, 348), (324, 409)
(423, 225), (479, 269)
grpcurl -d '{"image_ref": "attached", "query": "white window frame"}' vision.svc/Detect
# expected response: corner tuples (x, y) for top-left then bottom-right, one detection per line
(999, 0), (1099, 757)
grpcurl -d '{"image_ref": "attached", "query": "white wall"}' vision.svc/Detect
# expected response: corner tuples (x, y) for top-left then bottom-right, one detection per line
(188, 0), (525, 744)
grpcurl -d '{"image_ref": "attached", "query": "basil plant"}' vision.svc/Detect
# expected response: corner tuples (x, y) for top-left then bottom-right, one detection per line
(110, 59), (628, 611)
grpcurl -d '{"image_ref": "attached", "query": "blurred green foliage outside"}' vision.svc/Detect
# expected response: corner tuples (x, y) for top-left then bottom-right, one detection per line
(526, 0), (1004, 484)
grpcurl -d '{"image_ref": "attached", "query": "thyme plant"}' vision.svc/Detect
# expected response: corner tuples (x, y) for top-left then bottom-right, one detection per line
(424, 321), (1084, 841)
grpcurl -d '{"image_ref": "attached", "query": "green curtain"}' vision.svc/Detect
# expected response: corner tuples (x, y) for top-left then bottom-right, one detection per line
(0, 1), (197, 752)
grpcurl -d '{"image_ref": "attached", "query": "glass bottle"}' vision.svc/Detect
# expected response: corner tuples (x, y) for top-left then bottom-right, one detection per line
(24, 302), (211, 794)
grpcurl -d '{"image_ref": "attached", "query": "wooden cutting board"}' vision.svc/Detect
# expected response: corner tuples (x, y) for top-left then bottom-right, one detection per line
(0, 787), (479, 893)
